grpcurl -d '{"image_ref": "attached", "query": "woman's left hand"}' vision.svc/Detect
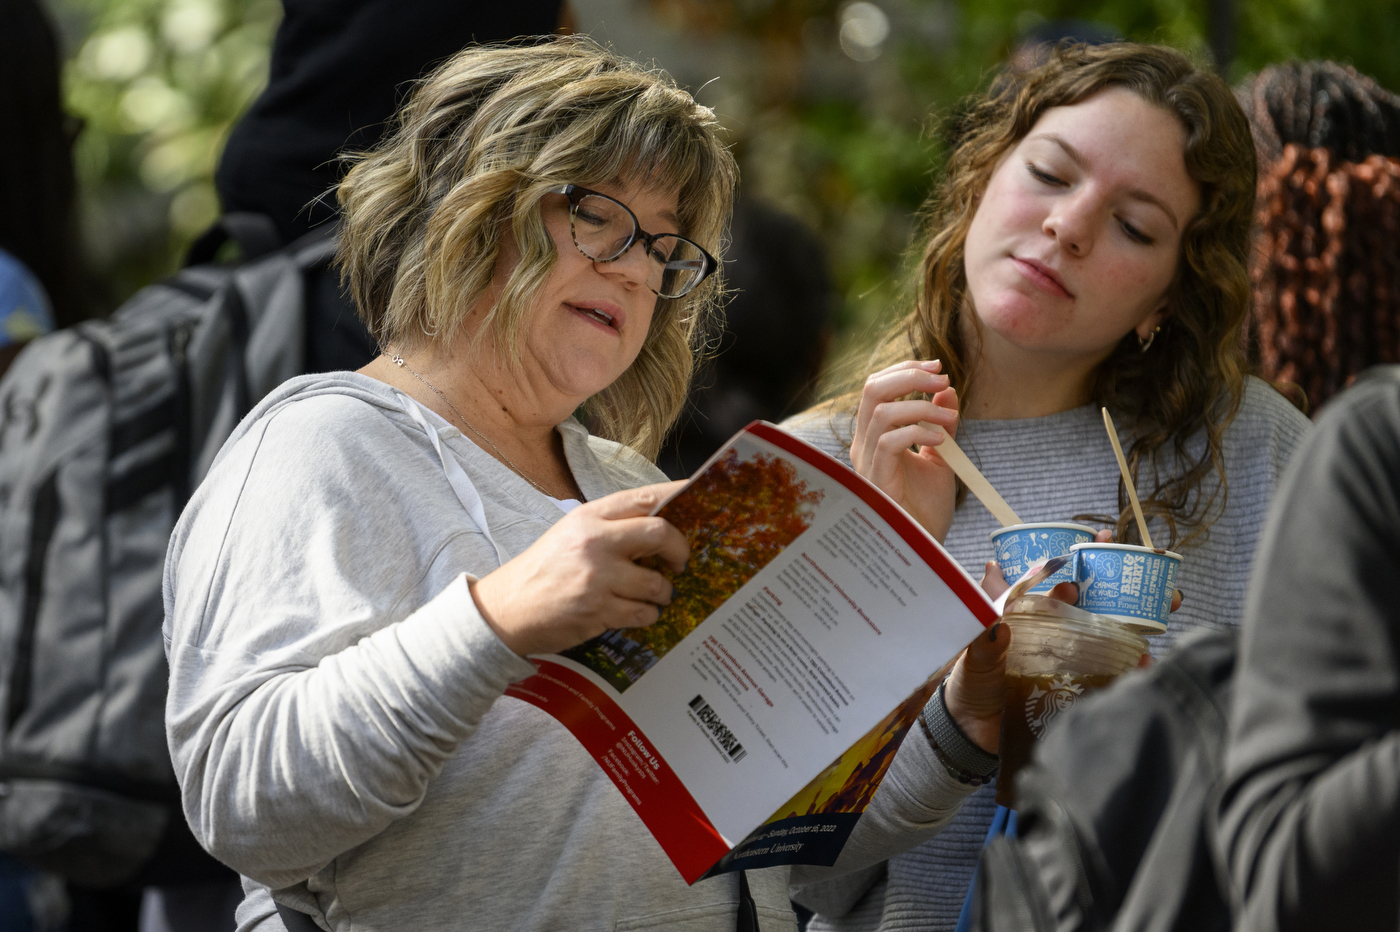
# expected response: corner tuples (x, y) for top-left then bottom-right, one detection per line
(942, 622), (1009, 754)
(954, 529), (1179, 749)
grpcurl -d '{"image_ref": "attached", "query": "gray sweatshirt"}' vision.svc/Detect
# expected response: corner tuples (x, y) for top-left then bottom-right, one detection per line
(783, 377), (1312, 932)
(163, 373), (980, 932)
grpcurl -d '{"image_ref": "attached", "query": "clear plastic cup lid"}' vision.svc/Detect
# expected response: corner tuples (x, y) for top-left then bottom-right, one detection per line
(1004, 594), (1147, 637)
(1003, 593), (1150, 656)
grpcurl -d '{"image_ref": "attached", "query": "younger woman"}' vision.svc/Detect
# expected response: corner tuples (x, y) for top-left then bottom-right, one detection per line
(786, 43), (1312, 932)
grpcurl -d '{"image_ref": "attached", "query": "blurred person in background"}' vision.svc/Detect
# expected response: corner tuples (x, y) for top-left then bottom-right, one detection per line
(783, 43), (1311, 932)
(0, 255), (56, 382)
(1218, 367), (1400, 931)
(0, 0), (89, 379)
(212, 0), (571, 374)
(1237, 61), (1400, 415)
(0, 2), (87, 930)
(658, 195), (836, 479)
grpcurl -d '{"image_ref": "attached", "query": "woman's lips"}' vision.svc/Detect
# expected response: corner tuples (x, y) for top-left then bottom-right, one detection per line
(1011, 257), (1074, 299)
(567, 302), (624, 333)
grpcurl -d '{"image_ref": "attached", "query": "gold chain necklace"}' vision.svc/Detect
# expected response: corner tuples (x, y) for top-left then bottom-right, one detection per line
(391, 354), (554, 497)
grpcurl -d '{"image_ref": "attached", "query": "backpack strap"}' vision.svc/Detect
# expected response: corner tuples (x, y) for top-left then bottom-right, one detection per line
(737, 871), (762, 932)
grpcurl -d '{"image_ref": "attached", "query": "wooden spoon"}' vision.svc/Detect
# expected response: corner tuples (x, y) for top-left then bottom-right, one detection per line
(1101, 407), (1154, 550)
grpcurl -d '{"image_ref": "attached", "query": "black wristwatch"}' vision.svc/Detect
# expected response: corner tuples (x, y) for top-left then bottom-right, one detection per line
(920, 681), (1000, 786)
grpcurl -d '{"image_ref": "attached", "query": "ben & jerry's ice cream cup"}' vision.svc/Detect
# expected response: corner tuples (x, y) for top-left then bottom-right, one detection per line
(1070, 542), (1181, 634)
(990, 523), (1096, 593)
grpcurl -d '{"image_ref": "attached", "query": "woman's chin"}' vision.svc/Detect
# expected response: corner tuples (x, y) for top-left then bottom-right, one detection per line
(977, 315), (1063, 353)
(970, 300), (1078, 349)
(544, 362), (630, 403)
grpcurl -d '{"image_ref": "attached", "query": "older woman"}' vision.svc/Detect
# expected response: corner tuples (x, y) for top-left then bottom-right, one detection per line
(786, 43), (1313, 932)
(163, 39), (1012, 932)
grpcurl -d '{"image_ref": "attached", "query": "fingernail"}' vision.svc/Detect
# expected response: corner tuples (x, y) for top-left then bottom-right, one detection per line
(987, 622), (1000, 642)
(1175, 589), (1185, 603)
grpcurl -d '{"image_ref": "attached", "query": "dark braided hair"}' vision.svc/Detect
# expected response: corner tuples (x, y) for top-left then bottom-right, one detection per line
(1239, 62), (1400, 412)
(1239, 61), (1400, 164)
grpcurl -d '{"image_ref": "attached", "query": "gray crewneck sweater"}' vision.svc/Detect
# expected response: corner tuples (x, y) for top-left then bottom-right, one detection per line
(783, 377), (1311, 932)
(164, 373), (984, 932)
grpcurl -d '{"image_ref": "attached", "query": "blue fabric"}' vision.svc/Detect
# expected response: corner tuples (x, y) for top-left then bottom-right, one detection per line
(0, 249), (55, 348)
(953, 805), (1018, 932)
(0, 252), (50, 925)
(0, 853), (36, 932)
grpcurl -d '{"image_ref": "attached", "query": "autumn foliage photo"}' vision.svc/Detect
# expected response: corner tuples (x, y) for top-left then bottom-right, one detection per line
(771, 677), (939, 820)
(562, 440), (824, 693)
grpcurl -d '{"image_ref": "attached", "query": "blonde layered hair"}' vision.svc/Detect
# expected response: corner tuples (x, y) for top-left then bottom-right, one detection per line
(834, 43), (1256, 547)
(336, 37), (737, 459)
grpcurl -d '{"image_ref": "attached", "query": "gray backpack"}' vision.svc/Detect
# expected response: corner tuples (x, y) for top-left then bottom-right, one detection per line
(0, 216), (337, 886)
(969, 628), (1237, 932)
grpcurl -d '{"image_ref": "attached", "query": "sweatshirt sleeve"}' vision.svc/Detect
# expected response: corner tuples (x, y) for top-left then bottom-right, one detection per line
(1219, 374), (1400, 932)
(789, 711), (978, 915)
(163, 397), (537, 890)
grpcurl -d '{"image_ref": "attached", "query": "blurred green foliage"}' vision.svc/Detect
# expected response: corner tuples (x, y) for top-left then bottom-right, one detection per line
(55, 0), (280, 305)
(646, 0), (1400, 366)
(52, 0), (1397, 335)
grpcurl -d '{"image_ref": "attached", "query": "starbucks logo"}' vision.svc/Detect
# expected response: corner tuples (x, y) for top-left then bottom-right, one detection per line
(1025, 675), (1086, 737)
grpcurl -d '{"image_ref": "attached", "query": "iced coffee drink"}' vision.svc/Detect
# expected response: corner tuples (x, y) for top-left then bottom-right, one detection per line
(995, 596), (1147, 807)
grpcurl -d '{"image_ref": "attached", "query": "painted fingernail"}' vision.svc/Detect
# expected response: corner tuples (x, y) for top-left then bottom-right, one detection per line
(1175, 589), (1185, 603)
(987, 622), (1001, 642)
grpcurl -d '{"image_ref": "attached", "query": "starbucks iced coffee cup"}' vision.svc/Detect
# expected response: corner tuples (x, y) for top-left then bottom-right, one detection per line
(996, 595), (1147, 807)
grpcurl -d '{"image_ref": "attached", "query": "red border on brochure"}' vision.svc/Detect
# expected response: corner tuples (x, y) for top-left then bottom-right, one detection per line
(504, 660), (730, 884)
(745, 421), (998, 628)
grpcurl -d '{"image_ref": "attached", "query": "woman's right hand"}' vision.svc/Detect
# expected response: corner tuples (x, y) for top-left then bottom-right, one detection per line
(470, 481), (691, 657)
(850, 359), (960, 541)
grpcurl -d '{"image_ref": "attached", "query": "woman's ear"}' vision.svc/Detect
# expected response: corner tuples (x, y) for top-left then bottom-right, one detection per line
(1136, 301), (1172, 341)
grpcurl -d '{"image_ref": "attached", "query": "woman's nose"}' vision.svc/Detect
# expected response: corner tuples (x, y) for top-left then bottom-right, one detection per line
(1042, 193), (1097, 258)
(594, 238), (651, 288)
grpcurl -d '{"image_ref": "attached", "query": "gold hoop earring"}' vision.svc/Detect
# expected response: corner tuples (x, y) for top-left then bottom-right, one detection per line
(1138, 325), (1161, 353)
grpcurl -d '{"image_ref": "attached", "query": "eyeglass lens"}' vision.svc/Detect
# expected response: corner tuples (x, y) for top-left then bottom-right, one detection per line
(570, 193), (707, 298)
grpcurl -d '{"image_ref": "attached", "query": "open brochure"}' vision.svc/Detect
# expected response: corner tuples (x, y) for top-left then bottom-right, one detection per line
(503, 421), (997, 883)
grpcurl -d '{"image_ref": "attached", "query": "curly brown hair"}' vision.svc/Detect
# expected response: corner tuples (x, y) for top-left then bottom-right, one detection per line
(830, 43), (1257, 548)
(1239, 62), (1400, 413)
